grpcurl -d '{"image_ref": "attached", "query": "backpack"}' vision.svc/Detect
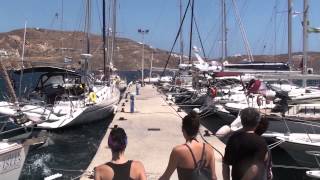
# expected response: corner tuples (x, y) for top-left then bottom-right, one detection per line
(185, 143), (212, 180)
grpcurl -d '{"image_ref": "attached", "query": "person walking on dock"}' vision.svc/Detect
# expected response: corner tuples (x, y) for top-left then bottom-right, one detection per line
(222, 107), (269, 180)
(159, 111), (217, 180)
(94, 127), (147, 180)
(254, 117), (273, 180)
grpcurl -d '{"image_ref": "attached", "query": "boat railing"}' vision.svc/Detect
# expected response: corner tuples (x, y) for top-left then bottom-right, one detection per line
(285, 104), (320, 116)
(54, 94), (77, 114)
(0, 119), (33, 141)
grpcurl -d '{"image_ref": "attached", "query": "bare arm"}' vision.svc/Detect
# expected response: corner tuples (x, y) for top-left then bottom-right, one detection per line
(159, 149), (178, 180)
(208, 147), (217, 180)
(222, 163), (230, 180)
(136, 161), (147, 180)
(94, 167), (101, 180)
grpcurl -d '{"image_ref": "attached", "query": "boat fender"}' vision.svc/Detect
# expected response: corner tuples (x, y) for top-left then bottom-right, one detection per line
(247, 79), (261, 93)
(176, 79), (182, 85)
(89, 92), (97, 103)
(215, 125), (231, 137)
(210, 87), (217, 98)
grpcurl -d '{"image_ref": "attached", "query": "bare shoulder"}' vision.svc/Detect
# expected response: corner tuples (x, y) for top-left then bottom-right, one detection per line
(95, 164), (113, 172)
(131, 160), (145, 169)
(94, 164), (114, 180)
(131, 160), (146, 180)
(204, 143), (214, 152)
(173, 144), (186, 152)
(203, 143), (214, 157)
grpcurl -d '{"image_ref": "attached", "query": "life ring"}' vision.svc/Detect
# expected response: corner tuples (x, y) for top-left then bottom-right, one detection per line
(256, 95), (264, 106)
(89, 92), (97, 103)
(210, 87), (217, 98)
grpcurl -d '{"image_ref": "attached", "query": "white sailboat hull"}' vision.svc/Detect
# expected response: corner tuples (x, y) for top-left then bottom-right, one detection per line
(0, 142), (29, 180)
(0, 85), (120, 129)
(265, 133), (320, 168)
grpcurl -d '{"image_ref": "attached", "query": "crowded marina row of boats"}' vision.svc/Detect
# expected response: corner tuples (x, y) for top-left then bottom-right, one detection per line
(0, 53), (126, 179)
(150, 48), (320, 178)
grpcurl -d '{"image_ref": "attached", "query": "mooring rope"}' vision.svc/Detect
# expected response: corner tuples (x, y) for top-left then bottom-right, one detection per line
(160, 89), (225, 158)
(272, 164), (312, 170)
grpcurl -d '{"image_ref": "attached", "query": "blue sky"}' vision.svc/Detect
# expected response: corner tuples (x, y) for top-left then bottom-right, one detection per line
(1, 0), (320, 58)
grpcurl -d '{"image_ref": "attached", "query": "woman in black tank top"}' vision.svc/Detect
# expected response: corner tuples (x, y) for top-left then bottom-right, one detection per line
(94, 127), (146, 180)
(106, 160), (134, 180)
(159, 111), (217, 180)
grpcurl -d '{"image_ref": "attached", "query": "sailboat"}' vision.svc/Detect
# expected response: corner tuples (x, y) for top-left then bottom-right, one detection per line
(0, 0), (120, 129)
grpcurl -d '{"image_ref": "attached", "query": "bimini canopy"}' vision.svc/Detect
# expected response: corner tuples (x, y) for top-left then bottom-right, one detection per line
(13, 66), (77, 74)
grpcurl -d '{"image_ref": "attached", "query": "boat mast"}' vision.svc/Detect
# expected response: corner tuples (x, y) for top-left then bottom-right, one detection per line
(221, 0), (227, 63)
(111, 0), (117, 70)
(103, 0), (107, 79)
(288, 0), (292, 69)
(85, 0), (91, 54)
(188, 0), (195, 64)
(179, 0), (184, 64)
(61, 0), (64, 58)
(302, 0), (309, 87)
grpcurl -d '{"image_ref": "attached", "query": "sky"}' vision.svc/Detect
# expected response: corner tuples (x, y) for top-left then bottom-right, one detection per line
(1, 0), (320, 59)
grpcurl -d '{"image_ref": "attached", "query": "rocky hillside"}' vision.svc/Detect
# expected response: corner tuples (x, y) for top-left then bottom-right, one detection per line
(0, 28), (180, 71)
(0, 28), (319, 73)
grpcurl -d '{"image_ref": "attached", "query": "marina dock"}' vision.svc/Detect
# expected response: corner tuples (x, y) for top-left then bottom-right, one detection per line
(81, 84), (225, 180)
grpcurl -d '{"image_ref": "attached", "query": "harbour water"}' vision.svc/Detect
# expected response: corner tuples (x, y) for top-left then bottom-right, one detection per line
(19, 117), (113, 180)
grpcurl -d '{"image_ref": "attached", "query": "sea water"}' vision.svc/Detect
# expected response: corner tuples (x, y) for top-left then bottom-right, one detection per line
(19, 117), (113, 180)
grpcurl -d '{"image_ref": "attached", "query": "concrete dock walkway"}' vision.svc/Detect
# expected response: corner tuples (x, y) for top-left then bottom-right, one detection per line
(81, 84), (225, 180)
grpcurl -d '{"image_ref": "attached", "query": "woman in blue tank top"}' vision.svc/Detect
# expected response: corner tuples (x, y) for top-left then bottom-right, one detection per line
(94, 127), (147, 180)
(159, 111), (217, 180)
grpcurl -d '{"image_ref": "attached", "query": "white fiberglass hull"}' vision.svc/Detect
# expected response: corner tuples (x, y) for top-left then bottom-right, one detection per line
(0, 85), (120, 129)
(0, 142), (29, 180)
(265, 133), (320, 168)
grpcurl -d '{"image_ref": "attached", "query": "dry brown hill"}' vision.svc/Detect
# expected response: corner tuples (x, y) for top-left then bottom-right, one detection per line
(0, 28), (180, 71)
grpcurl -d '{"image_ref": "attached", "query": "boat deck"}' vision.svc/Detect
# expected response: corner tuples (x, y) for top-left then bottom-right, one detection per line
(80, 84), (225, 180)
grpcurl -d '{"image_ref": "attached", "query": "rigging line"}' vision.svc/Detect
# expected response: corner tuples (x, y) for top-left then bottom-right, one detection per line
(253, 5), (274, 54)
(207, 1), (232, 58)
(147, 0), (170, 44)
(70, 1), (86, 52)
(255, 6), (276, 55)
(201, 0), (220, 42)
(49, 12), (59, 29)
(274, 14), (285, 58)
(272, 164), (311, 170)
(208, 26), (222, 59)
(280, 14), (287, 56)
(238, 0), (250, 23)
(160, 0), (191, 78)
(223, 3), (243, 59)
(18, 21), (27, 100)
(193, 15), (207, 59)
(199, 128), (224, 158)
(225, 0), (250, 56)
(231, 0), (254, 62)
(95, 0), (103, 32)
